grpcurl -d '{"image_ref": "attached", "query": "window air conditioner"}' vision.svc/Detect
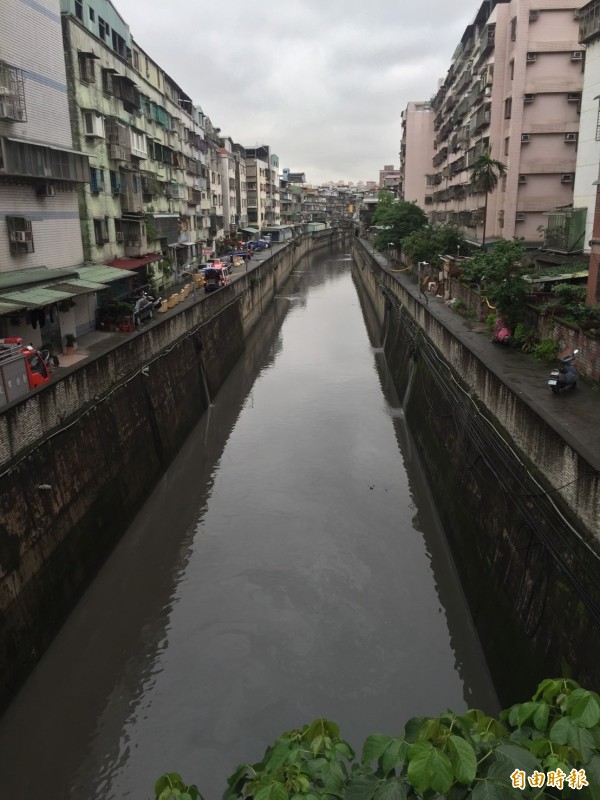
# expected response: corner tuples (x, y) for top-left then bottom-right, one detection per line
(565, 133), (578, 142)
(518, 174), (527, 183)
(37, 183), (56, 197)
(567, 93), (581, 102)
(524, 94), (535, 103)
(561, 173), (573, 182)
(571, 51), (583, 60)
(521, 134), (531, 143)
(11, 231), (29, 242)
(526, 53), (537, 62)
(515, 213), (526, 221)
(529, 9), (540, 20)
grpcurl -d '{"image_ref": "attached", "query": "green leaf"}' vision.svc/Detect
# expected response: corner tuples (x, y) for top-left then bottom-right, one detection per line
(345, 773), (380, 800)
(373, 778), (408, 800)
(470, 780), (511, 800)
(254, 782), (289, 800)
(334, 741), (355, 761)
(532, 702), (549, 731)
(448, 735), (477, 785)
(406, 741), (453, 794)
(549, 716), (572, 745)
(403, 717), (425, 743)
(362, 735), (394, 766)
(266, 740), (293, 772)
(381, 740), (407, 777)
(567, 689), (600, 728)
(516, 702), (538, 728)
(528, 738), (551, 758)
(533, 678), (561, 704)
(494, 744), (540, 775)
(321, 759), (346, 791)
(567, 725), (596, 761)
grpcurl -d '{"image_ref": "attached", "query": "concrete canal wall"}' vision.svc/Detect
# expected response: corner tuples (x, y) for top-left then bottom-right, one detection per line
(352, 240), (600, 704)
(0, 230), (347, 707)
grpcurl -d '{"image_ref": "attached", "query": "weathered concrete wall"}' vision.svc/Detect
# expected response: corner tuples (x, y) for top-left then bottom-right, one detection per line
(0, 229), (347, 707)
(352, 242), (600, 704)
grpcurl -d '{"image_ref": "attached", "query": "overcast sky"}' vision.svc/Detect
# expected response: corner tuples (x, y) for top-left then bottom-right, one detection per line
(113, 0), (479, 185)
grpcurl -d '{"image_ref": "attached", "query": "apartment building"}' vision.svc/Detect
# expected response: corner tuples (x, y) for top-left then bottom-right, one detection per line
(575, 0), (600, 303)
(60, 0), (212, 288)
(379, 163), (403, 195)
(425, 0), (582, 248)
(243, 145), (280, 235)
(399, 104), (435, 206)
(0, 0), (95, 345)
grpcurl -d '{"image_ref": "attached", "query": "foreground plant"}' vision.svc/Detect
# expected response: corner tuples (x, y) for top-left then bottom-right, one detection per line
(155, 679), (600, 799)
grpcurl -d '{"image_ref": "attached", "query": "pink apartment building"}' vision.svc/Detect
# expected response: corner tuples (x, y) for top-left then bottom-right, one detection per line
(399, 103), (435, 207)
(415, 0), (583, 248)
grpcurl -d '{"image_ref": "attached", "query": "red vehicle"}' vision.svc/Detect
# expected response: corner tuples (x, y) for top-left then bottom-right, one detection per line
(0, 338), (51, 404)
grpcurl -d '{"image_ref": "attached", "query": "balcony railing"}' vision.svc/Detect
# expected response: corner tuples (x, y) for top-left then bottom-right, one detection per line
(580, 0), (600, 43)
(0, 136), (88, 183)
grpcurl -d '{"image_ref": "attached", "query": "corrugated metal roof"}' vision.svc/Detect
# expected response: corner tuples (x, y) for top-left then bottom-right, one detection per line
(0, 299), (27, 314)
(77, 265), (131, 284)
(0, 267), (79, 290)
(0, 286), (74, 307)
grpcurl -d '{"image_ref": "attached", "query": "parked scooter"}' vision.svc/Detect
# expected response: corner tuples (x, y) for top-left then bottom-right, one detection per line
(491, 315), (512, 344)
(548, 349), (580, 394)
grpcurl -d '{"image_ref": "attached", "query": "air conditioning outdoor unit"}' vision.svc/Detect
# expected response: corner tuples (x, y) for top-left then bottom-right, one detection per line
(37, 183), (56, 197)
(529, 9), (540, 20)
(561, 173), (573, 182)
(567, 93), (581, 102)
(11, 231), (30, 242)
(521, 134), (531, 143)
(515, 213), (526, 221)
(518, 174), (527, 183)
(524, 94), (535, 103)
(526, 52), (537, 62)
(565, 133), (578, 142)
(571, 51), (583, 60)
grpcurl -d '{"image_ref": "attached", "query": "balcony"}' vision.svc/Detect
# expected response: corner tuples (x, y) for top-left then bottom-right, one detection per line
(187, 187), (201, 205)
(105, 117), (131, 161)
(0, 136), (89, 183)
(433, 147), (448, 168)
(580, 0), (600, 43)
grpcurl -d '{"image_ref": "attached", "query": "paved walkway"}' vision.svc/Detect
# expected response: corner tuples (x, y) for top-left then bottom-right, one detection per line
(362, 240), (600, 472)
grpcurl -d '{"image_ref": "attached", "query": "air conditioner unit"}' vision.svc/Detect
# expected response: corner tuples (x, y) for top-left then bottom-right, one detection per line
(116, 231), (124, 241)
(561, 173), (573, 182)
(529, 9), (540, 20)
(524, 94), (535, 103)
(565, 133), (578, 142)
(518, 174), (527, 183)
(526, 52), (537, 62)
(515, 213), (526, 221)
(11, 231), (30, 242)
(37, 183), (56, 197)
(521, 133), (531, 143)
(567, 93), (581, 102)
(571, 51), (583, 60)
(484, 86), (492, 97)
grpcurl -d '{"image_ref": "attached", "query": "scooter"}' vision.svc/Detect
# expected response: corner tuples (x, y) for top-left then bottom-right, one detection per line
(548, 349), (579, 394)
(491, 316), (512, 344)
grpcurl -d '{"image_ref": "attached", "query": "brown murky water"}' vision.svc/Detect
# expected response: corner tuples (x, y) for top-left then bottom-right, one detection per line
(0, 250), (496, 799)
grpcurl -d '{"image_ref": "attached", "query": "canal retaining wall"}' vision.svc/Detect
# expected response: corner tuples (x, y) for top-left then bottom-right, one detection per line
(352, 241), (600, 704)
(0, 229), (347, 707)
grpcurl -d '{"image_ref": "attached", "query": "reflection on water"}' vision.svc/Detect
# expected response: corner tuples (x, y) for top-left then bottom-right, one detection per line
(0, 248), (497, 800)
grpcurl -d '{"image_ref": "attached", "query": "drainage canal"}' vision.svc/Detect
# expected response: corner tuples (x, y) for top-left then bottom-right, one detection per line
(0, 248), (497, 799)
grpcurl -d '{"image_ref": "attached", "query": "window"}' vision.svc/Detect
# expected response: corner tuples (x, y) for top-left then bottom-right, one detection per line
(510, 60), (514, 80)
(75, 0), (83, 20)
(98, 17), (107, 39)
(89, 167), (105, 193)
(112, 31), (126, 59)
(83, 110), (104, 137)
(510, 17), (517, 41)
(504, 136), (510, 156)
(78, 52), (96, 83)
(0, 60), (27, 122)
(89, 7), (95, 21)
(501, 175), (507, 192)
(7, 216), (34, 254)
(109, 170), (123, 194)
(504, 98), (512, 119)
(93, 218), (109, 245)
(101, 68), (114, 95)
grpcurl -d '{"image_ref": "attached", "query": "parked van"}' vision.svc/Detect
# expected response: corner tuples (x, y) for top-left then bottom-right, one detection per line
(203, 266), (230, 293)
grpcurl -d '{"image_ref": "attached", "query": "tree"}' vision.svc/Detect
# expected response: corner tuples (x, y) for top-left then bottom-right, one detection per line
(402, 224), (466, 267)
(470, 150), (507, 249)
(372, 199), (427, 251)
(460, 238), (530, 325)
(155, 678), (600, 799)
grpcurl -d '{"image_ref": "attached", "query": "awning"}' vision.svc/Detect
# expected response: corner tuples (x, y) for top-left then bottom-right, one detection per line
(77, 265), (131, 284)
(0, 286), (79, 308)
(5, 136), (92, 159)
(150, 213), (179, 219)
(105, 254), (163, 270)
(241, 227), (259, 234)
(0, 266), (80, 290)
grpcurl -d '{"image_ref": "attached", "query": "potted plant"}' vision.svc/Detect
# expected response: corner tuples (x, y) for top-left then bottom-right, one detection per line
(64, 333), (77, 354)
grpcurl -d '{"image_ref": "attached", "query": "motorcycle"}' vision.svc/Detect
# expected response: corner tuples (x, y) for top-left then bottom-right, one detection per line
(548, 349), (579, 394)
(491, 316), (512, 344)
